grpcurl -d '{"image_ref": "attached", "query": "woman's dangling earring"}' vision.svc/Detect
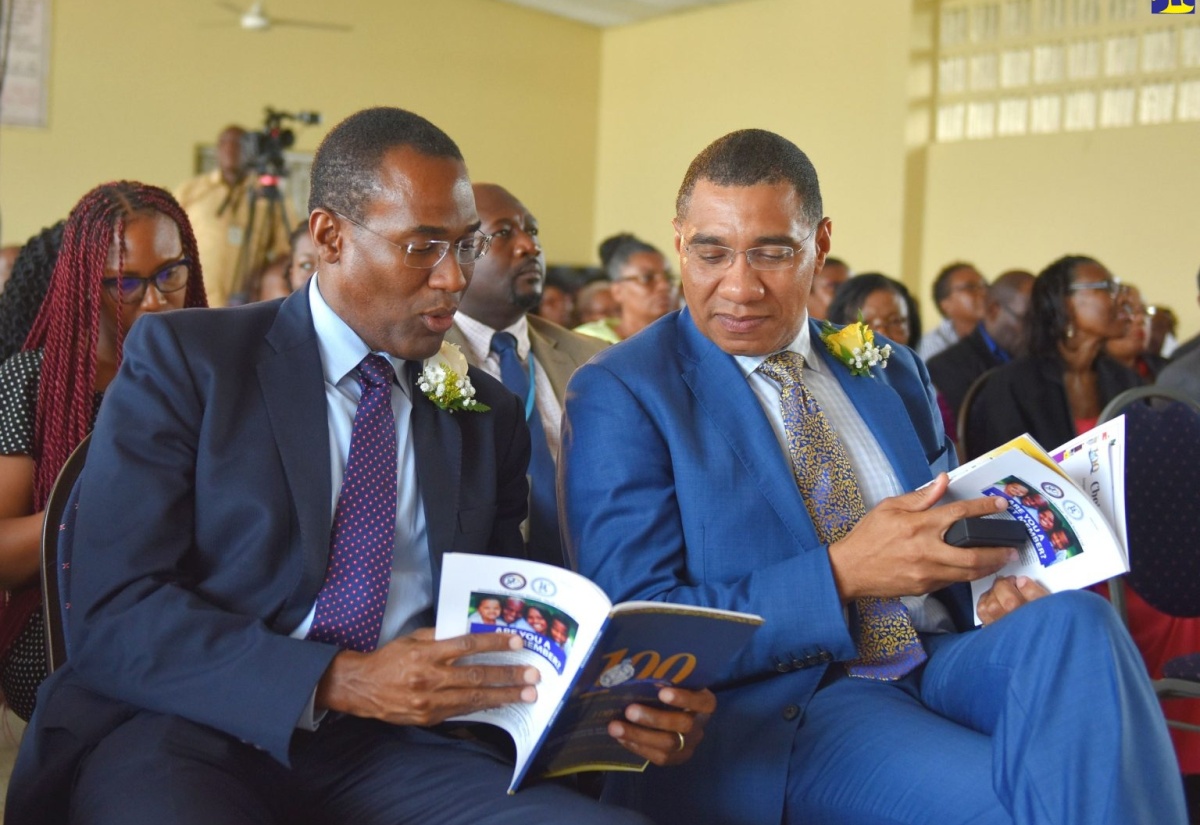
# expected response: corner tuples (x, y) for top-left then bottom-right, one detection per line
(1065, 322), (1075, 340)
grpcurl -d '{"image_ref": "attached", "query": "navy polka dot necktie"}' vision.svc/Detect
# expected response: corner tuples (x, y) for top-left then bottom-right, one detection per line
(759, 351), (926, 681)
(308, 353), (397, 652)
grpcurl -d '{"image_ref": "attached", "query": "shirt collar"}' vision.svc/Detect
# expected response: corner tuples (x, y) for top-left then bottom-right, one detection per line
(731, 313), (821, 380)
(455, 311), (531, 361)
(308, 274), (407, 393)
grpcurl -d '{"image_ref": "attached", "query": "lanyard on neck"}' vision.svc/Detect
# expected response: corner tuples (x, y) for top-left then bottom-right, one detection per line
(522, 355), (536, 422)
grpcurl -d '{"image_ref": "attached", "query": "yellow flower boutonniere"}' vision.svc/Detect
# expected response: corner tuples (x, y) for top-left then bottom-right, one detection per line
(819, 315), (893, 378)
(418, 342), (491, 412)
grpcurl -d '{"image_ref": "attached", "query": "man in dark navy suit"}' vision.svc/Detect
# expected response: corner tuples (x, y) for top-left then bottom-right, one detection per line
(7, 108), (706, 825)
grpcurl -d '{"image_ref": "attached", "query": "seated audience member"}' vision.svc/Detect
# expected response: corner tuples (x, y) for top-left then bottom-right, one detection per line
(1105, 284), (1165, 382)
(965, 256), (1140, 459)
(1147, 304), (1177, 358)
(805, 255), (849, 320)
(0, 222), (65, 364)
(7, 108), (705, 825)
(1157, 345), (1200, 406)
(560, 127), (1182, 825)
(927, 269), (1034, 417)
(826, 272), (912, 346)
(447, 183), (607, 568)
(575, 279), (619, 325)
(575, 233), (676, 344)
(174, 124), (291, 307)
(258, 222), (316, 301)
(534, 266), (580, 328)
(916, 261), (988, 361)
(0, 182), (206, 721)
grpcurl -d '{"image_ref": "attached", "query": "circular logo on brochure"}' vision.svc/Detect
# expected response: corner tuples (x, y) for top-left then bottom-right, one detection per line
(1063, 500), (1084, 521)
(530, 577), (557, 598)
(599, 658), (636, 688)
(499, 572), (527, 591)
(1040, 482), (1065, 499)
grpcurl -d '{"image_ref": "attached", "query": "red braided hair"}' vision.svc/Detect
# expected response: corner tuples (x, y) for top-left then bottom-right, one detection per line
(24, 181), (207, 509)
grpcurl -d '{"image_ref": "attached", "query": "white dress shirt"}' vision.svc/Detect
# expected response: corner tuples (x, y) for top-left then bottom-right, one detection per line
(291, 276), (434, 645)
(452, 311), (564, 459)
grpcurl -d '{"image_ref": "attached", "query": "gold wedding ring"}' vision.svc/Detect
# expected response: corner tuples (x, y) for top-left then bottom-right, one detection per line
(675, 731), (686, 752)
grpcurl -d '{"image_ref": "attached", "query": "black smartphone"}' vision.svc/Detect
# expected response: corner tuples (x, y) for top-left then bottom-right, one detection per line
(944, 517), (1029, 548)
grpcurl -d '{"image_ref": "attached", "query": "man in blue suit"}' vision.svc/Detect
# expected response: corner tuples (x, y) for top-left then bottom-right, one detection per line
(6, 108), (705, 825)
(560, 129), (1184, 824)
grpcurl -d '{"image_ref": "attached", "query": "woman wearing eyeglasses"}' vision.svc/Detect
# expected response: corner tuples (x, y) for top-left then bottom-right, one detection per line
(575, 233), (677, 344)
(0, 181), (207, 719)
(964, 255), (1138, 460)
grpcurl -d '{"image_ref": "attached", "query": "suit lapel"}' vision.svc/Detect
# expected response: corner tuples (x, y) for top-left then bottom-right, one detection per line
(410, 362), (461, 585)
(811, 319), (932, 491)
(677, 312), (823, 549)
(528, 325), (575, 401)
(258, 288), (333, 628)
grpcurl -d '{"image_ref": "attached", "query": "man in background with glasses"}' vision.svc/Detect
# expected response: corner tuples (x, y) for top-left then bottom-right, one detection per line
(446, 183), (606, 569)
(916, 261), (989, 361)
(560, 128), (1182, 824)
(9, 108), (689, 825)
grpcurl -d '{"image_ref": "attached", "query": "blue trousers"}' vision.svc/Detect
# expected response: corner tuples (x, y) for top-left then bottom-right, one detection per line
(786, 591), (1186, 824)
(68, 713), (650, 825)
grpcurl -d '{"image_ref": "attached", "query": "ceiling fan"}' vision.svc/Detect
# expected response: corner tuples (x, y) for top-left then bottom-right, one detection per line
(215, 1), (352, 32)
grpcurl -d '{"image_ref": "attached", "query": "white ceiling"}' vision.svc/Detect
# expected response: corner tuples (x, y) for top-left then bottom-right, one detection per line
(489, 0), (754, 28)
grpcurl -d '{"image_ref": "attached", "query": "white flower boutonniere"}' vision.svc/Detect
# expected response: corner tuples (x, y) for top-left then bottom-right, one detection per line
(418, 342), (491, 413)
(819, 314), (893, 378)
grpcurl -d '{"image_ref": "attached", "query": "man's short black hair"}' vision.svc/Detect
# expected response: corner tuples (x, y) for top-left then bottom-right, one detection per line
(932, 261), (976, 305)
(675, 129), (822, 227)
(308, 107), (463, 221)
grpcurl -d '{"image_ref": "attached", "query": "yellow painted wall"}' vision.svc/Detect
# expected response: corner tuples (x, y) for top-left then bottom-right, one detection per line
(0, 0), (602, 263)
(919, 124), (1200, 342)
(593, 0), (913, 277)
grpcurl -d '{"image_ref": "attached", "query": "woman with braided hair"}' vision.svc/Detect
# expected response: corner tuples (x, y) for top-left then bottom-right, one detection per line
(0, 220), (65, 364)
(0, 181), (206, 719)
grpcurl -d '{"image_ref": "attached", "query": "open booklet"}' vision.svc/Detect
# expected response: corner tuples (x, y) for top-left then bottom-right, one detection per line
(938, 417), (1129, 624)
(435, 552), (763, 793)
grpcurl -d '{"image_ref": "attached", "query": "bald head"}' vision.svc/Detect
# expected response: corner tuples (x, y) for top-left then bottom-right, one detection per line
(984, 269), (1035, 357)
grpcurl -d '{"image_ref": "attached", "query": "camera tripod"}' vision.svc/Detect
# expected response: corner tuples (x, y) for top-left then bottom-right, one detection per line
(227, 171), (290, 306)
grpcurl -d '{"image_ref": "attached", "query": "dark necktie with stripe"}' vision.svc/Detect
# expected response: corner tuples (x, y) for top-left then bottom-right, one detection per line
(490, 332), (563, 567)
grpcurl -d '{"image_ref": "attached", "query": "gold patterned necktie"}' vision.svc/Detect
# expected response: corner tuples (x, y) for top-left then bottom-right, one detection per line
(758, 351), (926, 680)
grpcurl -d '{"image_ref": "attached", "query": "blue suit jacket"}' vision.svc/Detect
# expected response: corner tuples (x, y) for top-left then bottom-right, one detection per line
(560, 310), (964, 825)
(7, 288), (531, 824)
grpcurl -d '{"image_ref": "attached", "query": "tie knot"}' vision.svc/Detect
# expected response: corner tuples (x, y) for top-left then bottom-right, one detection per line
(357, 354), (395, 390)
(758, 351), (805, 387)
(490, 331), (518, 356)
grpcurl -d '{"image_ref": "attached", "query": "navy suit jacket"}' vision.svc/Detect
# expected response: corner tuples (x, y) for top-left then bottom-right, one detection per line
(7, 288), (531, 824)
(560, 310), (964, 825)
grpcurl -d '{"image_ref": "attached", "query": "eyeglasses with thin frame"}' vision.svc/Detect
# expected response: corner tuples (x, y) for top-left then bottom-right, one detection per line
(101, 259), (191, 304)
(333, 210), (491, 268)
(683, 225), (818, 272)
(1067, 278), (1124, 299)
(619, 270), (677, 289)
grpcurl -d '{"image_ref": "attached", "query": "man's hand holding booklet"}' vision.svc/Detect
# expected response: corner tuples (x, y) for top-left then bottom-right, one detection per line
(934, 417), (1129, 624)
(434, 553), (763, 793)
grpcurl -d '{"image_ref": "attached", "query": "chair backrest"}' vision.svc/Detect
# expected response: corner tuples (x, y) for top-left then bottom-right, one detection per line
(39, 433), (91, 673)
(956, 366), (999, 463)
(1099, 384), (1200, 424)
(1108, 399), (1200, 617)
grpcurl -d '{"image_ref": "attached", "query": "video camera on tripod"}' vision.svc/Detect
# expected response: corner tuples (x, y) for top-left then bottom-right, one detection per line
(241, 107), (322, 181)
(228, 106), (321, 304)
